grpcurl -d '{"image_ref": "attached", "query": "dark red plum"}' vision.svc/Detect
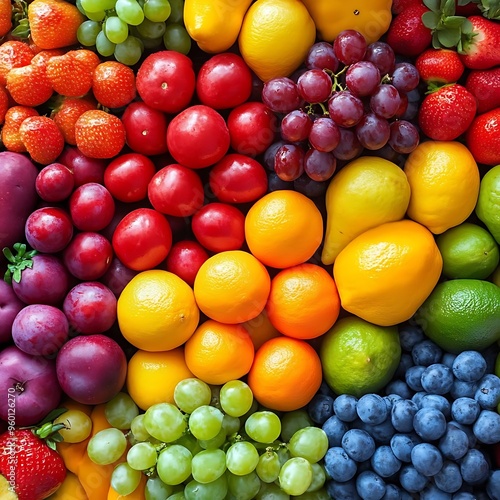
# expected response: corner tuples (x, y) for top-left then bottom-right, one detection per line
(165, 240), (209, 287)
(0, 281), (25, 344)
(25, 207), (74, 253)
(35, 163), (75, 202)
(100, 256), (138, 297)
(69, 182), (115, 232)
(57, 146), (107, 187)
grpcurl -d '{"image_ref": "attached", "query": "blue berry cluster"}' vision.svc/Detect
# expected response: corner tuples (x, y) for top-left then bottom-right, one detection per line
(308, 324), (500, 499)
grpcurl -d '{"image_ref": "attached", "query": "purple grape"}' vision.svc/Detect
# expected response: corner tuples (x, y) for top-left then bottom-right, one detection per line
(370, 84), (402, 119)
(100, 256), (138, 298)
(364, 41), (396, 75)
(267, 171), (294, 192)
(274, 144), (305, 181)
(263, 140), (288, 171)
(280, 109), (313, 143)
(356, 113), (390, 150)
(293, 174), (328, 198)
(391, 62), (420, 93)
(388, 120), (420, 154)
(297, 69), (333, 103)
(333, 127), (364, 160)
(309, 117), (341, 152)
(305, 41), (339, 72)
(261, 77), (304, 113)
(328, 91), (364, 127)
(394, 92), (409, 118)
(346, 61), (381, 97)
(304, 148), (337, 182)
(333, 29), (367, 65)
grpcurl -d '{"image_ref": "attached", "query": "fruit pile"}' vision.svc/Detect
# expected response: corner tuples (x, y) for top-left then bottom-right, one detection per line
(0, 0), (500, 498)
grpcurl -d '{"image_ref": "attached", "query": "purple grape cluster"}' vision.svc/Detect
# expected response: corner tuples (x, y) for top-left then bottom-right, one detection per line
(308, 325), (500, 499)
(261, 30), (421, 185)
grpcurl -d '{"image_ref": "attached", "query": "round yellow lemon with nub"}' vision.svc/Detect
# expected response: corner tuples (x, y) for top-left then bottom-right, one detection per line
(333, 219), (443, 327)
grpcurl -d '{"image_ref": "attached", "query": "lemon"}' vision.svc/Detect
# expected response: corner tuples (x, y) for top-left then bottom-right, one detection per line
(403, 141), (480, 234)
(321, 156), (411, 265)
(238, 0), (316, 82)
(414, 279), (500, 353)
(475, 164), (500, 244)
(436, 222), (500, 279)
(320, 316), (401, 397)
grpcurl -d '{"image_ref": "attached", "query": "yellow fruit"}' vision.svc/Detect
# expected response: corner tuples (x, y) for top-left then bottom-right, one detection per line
(238, 0), (316, 82)
(301, 0), (393, 44)
(117, 270), (200, 352)
(333, 219), (443, 326)
(403, 141), (480, 234)
(184, 0), (253, 53)
(241, 309), (282, 350)
(321, 156), (411, 265)
(47, 471), (87, 499)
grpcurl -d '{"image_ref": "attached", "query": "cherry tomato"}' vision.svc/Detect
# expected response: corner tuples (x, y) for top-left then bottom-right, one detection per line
(25, 207), (73, 254)
(69, 182), (115, 232)
(165, 240), (209, 287)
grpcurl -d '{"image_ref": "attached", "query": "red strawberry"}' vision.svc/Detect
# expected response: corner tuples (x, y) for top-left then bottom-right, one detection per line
(465, 67), (500, 114)
(0, 85), (8, 125)
(52, 95), (98, 144)
(1, 105), (39, 152)
(386, 4), (433, 57)
(459, 16), (500, 69)
(92, 61), (137, 109)
(0, 428), (66, 500)
(19, 115), (65, 165)
(465, 107), (500, 165)
(0, 41), (33, 86)
(415, 48), (464, 84)
(418, 83), (477, 141)
(391, 0), (423, 15)
(0, 0), (12, 37)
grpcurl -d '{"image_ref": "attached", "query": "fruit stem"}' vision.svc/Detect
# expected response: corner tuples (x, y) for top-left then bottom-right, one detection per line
(2, 243), (37, 284)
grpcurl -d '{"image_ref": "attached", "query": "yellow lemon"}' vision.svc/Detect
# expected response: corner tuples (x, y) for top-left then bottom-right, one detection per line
(238, 0), (316, 82)
(403, 141), (480, 234)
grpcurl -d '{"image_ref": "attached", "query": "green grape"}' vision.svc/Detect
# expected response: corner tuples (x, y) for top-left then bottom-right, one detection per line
(166, 0), (183, 23)
(240, 399), (259, 426)
(87, 428), (127, 465)
(297, 489), (331, 500)
(80, 0), (113, 13)
(174, 433), (203, 456)
(167, 492), (186, 500)
(130, 414), (150, 442)
(76, 0), (86, 15)
(145, 476), (174, 499)
(85, 10), (106, 21)
(137, 18), (166, 39)
(77, 20), (101, 46)
(280, 409), (313, 443)
(144, 403), (187, 443)
(116, 0), (145, 25)
(143, 0), (171, 22)
(188, 405), (224, 441)
(96, 30), (116, 56)
(111, 462), (142, 496)
(184, 474), (228, 500)
(141, 36), (164, 49)
(226, 441), (259, 476)
(306, 463), (326, 493)
(157, 445), (192, 485)
(115, 35), (144, 65)
(244, 411), (282, 444)
(191, 449), (227, 484)
(279, 457), (313, 496)
(104, 16), (129, 44)
(163, 23), (191, 55)
(256, 450), (280, 483)
(277, 446), (291, 467)
(220, 380), (254, 418)
(222, 414), (241, 437)
(288, 427), (329, 464)
(54, 409), (92, 444)
(255, 481), (290, 500)
(105, 392), (140, 430)
(127, 442), (157, 470)
(227, 471), (261, 500)
(174, 378), (212, 414)
(199, 427), (226, 450)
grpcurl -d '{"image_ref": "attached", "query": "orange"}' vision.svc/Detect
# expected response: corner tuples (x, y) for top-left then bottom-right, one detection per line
(247, 336), (322, 412)
(117, 269), (200, 352)
(265, 263), (341, 339)
(241, 309), (282, 350)
(126, 347), (194, 411)
(193, 250), (271, 324)
(245, 190), (323, 269)
(47, 471), (87, 500)
(184, 319), (255, 385)
(333, 219), (443, 327)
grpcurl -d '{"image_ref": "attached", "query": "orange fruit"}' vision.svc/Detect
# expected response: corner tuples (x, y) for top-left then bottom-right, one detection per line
(265, 263), (341, 339)
(193, 250), (271, 324)
(241, 309), (282, 350)
(247, 336), (322, 412)
(184, 319), (255, 385)
(244, 190), (323, 269)
(126, 348), (194, 410)
(117, 269), (200, 352)
(333, 219), (443, 327)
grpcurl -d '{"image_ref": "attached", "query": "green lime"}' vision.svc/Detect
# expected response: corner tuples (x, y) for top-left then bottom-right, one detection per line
(436, 222), (500, 279)
(415, 279), (500, 354)
(475, 164), (500, 245)
(319, 316), (401, 397)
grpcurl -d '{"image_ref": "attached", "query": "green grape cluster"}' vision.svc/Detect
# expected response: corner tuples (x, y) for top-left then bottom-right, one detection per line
(75, 0), (191, 66)
(86, 378), (331, 499)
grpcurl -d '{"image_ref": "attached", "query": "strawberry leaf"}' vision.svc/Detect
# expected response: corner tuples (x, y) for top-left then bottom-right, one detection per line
(424, 0), (442, 12)
(2, 243), (37, 284)
(442, 0), (457, 16)
(445, 15), (471, 27)
(422, 10), (441, 28)
(438, 27), (463, 46)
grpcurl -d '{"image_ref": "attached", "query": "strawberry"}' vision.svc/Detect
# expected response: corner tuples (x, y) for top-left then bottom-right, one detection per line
(0, 0), (12, 37)
(1, 105), (39, 152)
(75, 109), (126, 159)
(392, 0), (423, 15)
(52, 95), (98, 144)
(0, 85), (8, 125)
(0, 41), (33, 86)
(415, 48), (465, 84)
(28, 0), (85, 50)
(459, 16), (500, 69)
(386, 4), (433, 57)
(92, 61), (137, 109)
(19, 115), (65, 165)
(465, 107), (500, 165)
(465, 67), (500, 113)
(418, 83), (477, 140)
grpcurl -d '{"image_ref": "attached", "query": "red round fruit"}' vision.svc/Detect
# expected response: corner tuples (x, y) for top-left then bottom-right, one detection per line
(57, 146), (107, 187)
(25, 207), (73, 254)
(69, 182), (115, 232)
(35, 163), (75, 202)
(165, 240), (209, 287)
(166, 105), (230, 169)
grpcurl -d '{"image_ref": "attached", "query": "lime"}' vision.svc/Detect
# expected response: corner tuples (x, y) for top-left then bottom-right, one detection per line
(319, 316), (401, 397)
(492, 265), (500, 286)
(414, 279), (500, 354)
(436, 222), (500, 279)
(475, 164), (500, 244)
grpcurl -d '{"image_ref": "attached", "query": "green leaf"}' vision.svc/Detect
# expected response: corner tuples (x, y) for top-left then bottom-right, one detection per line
(437, 27), (463, 46)
(462, 18), (475, 33)
(444, 15), (468, 27)
(424, 0), (442, 12)
(432, 31), (443, 48)
(38, 407), (68, 426)
(422, 10), (442, 28)
(443, 0), (457, 15)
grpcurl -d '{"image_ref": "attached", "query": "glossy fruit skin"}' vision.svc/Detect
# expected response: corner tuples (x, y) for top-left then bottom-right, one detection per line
(57, 145), (107, 186)
(415, 48), (465, 84)
(459, 16), (500, 70)
(69, 182), (115, 232)
(0, 280), (24, 344)
(165, 240), (209, 287)
(92, 61), (136, 109)
(465, 67), (500, 114)
(35, 163), (75, 202)
(465, 108), (500, 166)
(19, 115), (65, 165)
(25, 206), (74, 253)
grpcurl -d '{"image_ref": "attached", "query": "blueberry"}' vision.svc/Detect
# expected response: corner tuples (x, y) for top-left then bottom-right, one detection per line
(448, 421), (477, 449)
(486, 469), (500, 500)
(412, 391), (428, 408)
(420, 363), (454, 395)
(323, 446), (357, 482)
(333, 394), (358, 422)
(384, 393), (403, 412)
(368, 419), (396, 444)
(452, 493), (476, 500)
(405, 365), (426, 392)
(474, 373), (500, 409)
(441, 352), (457, 369)
(472, 409), (500, 444)
(410, 442), (443, 476)
(396, 353), (414, 378)
(452, 351), (487, 382)
(413, 407), (447, 441)
(356, 394), (388, 425)
(420, 393), (451, 418)
(420, 484), (452, 499)
(307, 392), (335, 424)
(450, 379), (479, 400)
(434, 460), (463, 494)
(356, 470), (386, 500)
(322, 415), (348, 447)
(326, 478), (361, 500)
(411, 339), (442, 366)
(317, 379), (335, 396)
(341, 428), (376, 462)
(438, 423), (469, 461)
(382, 484), (403, 500)
(371, 445), (402, 478)
(399, 464), (429, 493)
(460, 449), (490, 486)
(399, 323), (424, 351)
(391, 399), (418, 433)
(390, 432), (421, 462)
(450, 397), (480, 425)
(385, 379), (414, 399)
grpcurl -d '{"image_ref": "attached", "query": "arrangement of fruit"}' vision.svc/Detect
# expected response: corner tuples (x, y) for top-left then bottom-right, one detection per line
(0, 0), (500, 498)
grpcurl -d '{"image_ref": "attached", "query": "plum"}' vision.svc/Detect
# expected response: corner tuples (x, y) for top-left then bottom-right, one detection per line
(100, 256), (138, 297)
(0, 281), (25, 344)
